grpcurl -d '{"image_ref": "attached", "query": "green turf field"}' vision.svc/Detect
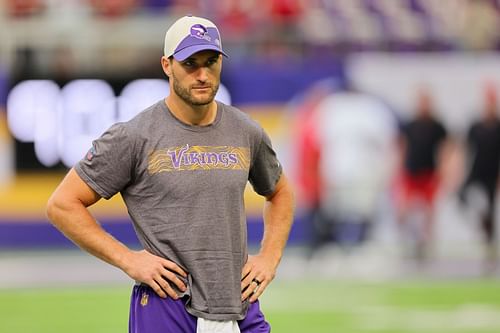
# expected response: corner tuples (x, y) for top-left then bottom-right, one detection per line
(1, 279), (499, 333)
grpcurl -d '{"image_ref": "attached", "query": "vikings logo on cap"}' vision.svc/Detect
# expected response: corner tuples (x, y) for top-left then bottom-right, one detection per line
(190, 24), (211, 41)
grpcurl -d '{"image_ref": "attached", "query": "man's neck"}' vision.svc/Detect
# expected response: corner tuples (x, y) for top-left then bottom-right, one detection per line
(165, 96), (217, 126)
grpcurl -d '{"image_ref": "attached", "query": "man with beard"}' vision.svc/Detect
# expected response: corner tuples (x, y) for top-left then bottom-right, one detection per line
(47, 15), (294, 333)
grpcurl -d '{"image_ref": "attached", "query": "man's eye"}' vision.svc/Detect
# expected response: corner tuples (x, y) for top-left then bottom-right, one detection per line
(207, 58), (218, 66)
(183, 61), (195, 67)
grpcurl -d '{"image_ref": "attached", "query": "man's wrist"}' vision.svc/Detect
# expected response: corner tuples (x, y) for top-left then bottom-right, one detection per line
(114, 247), (133, 272)
(258, 248), (282, 268)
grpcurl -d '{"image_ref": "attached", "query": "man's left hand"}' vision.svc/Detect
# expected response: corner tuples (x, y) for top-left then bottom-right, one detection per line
(241, 254), (277, 303)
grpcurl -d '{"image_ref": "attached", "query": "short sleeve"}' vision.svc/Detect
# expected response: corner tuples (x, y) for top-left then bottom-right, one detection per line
(248, 128), (282, 196)
(75, 123), (135, 199)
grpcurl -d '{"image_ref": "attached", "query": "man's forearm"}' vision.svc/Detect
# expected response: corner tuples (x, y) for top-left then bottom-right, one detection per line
(259, 176), (295, 267)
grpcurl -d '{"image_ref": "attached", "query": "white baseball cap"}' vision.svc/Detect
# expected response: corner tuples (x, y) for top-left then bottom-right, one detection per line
(164, 15), (228, 61)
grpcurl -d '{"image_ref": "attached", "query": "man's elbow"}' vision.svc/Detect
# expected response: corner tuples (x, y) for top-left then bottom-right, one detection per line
(46, 194), (66, 227)
(46, 195), (57, 224)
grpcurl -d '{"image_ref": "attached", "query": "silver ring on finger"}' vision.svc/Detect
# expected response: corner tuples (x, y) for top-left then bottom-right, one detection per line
(252, 278), (261, 286)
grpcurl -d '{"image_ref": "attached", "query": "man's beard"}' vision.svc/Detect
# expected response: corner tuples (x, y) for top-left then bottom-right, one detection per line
(171, 72), (219, 106)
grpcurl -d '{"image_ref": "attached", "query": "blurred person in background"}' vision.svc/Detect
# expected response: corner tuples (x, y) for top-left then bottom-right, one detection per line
(315, 91), (398, 251)
(296, 86), (398, 255)
(46, 15), (294, 333)
(459, 84), (500, 274)
(396, 87), (449, 262)
(292, 81), (331, 257)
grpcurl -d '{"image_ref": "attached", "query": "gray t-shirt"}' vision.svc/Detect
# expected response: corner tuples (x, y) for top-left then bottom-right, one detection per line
(75, 100), (282, 320)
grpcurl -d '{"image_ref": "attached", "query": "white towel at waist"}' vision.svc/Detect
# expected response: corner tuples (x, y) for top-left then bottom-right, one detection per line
(196, 318), (241, 333)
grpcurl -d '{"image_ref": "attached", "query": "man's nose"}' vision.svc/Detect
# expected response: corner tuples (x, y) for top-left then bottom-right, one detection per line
(195, 66), (209, 82)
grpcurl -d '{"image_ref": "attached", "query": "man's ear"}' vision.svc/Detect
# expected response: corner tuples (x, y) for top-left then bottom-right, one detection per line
(161, 56), (171, 77)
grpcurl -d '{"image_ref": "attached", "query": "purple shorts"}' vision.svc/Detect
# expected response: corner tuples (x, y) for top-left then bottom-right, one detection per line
(129, 284), (271, 333)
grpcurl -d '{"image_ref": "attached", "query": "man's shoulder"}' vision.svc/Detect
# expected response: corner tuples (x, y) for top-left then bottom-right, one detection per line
(219, 102), (262, 133)
(103, 100), (164, 146)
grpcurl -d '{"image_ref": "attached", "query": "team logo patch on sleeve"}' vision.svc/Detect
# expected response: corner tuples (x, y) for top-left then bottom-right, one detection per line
(86, 146), (96, 161)
(148, 145), (250, 174)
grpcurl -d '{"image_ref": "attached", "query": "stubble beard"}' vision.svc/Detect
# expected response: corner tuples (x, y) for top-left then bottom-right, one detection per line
(171, 72), (219, 106)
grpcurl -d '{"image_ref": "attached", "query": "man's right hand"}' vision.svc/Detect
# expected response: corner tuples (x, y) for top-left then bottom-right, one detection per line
(122, 250), (188, 299)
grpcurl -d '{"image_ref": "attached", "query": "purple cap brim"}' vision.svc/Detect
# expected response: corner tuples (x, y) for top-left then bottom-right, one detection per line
(173, 45), (228, 61)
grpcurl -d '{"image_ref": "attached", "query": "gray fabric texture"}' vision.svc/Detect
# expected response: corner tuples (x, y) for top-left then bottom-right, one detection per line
(75, 100), (282, 320)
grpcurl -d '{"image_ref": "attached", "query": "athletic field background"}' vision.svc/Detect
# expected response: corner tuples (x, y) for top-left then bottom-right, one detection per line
(1, 278), (500, 332)
(1, 248), (500, 333)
